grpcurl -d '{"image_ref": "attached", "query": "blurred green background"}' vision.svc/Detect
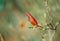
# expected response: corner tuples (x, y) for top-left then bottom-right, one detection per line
(0, 0), (60, 41)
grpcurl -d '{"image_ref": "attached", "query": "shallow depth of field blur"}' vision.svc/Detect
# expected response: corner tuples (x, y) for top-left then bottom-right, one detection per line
(0, 0), (60, 41)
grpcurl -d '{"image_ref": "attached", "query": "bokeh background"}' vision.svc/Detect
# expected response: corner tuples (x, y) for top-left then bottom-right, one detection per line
(0, 0), (60, 41)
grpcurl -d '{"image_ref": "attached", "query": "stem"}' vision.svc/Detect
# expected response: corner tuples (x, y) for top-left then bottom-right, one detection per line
(0, 33), (5, 41)
(36, 23), (57, 30)
(37, 24), (43, 28)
